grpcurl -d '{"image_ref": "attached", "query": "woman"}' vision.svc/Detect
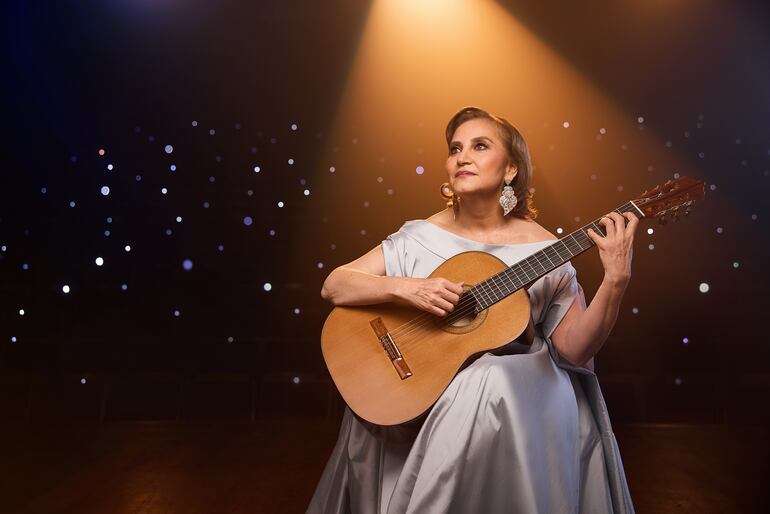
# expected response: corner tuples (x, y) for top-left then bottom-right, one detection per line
(308, 107), (637, 513)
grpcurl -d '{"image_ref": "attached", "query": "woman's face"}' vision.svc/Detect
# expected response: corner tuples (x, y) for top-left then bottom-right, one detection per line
(445, 117), (517, 199)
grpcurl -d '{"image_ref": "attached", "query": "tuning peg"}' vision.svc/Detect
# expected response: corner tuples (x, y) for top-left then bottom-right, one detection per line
(659, 216), (668, 225)
(684, 209), (690, 216)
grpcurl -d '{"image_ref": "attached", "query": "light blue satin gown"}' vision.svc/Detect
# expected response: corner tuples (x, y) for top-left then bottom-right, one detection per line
(308, 220), (635, 514)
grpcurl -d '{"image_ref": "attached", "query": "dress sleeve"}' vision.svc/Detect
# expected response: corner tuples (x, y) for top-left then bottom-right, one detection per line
(537, 262), (585, 340)
(381, 229), (412, 278)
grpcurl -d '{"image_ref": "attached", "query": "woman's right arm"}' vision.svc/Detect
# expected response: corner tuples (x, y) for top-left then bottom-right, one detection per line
(320, 244), (464, 316)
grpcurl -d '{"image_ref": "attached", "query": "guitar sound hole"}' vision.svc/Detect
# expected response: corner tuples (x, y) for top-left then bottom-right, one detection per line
(447, 309), (478, 327)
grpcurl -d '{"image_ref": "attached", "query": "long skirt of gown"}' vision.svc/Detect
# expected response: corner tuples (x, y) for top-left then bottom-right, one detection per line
(307, 221), (635, 514)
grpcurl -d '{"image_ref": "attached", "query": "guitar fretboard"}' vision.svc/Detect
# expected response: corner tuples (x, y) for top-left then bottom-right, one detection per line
(468, 201), (643, 311)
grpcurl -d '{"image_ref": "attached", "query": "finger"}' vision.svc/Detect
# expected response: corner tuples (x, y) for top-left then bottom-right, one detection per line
(439, 289), (461, 305)
(586, 228), (602, 243)
(600, 216), (615, 238)
(432, 306), (448, 317)
(448, 281), (465, 295)
(607, 212), (626, 236)
(436, 297), (455, 312)
(623, 212), (639, 237)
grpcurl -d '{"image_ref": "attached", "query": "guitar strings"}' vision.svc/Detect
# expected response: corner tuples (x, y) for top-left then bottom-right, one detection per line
(386, 205), (639, 350)
(389, 226), (605, 350)
(389, 226), (598, 344)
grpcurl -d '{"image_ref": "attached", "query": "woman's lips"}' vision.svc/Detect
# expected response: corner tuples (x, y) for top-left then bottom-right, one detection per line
(455, 172), (476, 177)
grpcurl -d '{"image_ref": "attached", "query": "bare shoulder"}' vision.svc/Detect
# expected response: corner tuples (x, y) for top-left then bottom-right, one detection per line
(519, 219), (558, 242)
(425, 209), (452, 227)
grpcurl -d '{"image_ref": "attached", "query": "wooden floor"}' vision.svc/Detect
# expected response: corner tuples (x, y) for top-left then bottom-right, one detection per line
(0, 420), (767, 513)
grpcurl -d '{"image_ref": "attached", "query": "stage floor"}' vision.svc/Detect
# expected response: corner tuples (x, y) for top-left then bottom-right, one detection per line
(0, 420), (767, 513)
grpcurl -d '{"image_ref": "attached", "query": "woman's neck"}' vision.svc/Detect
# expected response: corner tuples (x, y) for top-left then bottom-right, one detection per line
(453, 194), (513, 233)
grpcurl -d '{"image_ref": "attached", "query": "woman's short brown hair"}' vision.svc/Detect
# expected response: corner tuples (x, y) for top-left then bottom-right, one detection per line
(445, 106), (538, 220)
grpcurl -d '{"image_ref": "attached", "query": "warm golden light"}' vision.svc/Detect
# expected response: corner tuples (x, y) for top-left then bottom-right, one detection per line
(294, 0), (700, 256)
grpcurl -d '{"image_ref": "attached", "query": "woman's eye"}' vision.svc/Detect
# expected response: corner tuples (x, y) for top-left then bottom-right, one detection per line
(475, 143), (487, 150)
(450, 146), (460, 154)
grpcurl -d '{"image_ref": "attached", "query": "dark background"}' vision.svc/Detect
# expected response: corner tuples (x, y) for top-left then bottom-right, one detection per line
(1, 0), (769, 426)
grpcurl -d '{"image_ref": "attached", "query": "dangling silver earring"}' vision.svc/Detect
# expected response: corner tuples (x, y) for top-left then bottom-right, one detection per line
(499, 180), (517, 216)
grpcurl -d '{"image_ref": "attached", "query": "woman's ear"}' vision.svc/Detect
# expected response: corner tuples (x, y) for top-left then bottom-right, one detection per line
(505, 165), (518, 183)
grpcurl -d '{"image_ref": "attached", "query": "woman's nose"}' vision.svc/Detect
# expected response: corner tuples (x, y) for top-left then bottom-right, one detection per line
(456, 148), (471, 166)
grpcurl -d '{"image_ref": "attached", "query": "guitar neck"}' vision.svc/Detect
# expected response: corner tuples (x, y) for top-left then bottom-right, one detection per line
(470, 200), (645, 311)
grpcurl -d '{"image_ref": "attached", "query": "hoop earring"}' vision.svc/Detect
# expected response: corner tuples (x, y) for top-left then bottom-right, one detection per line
(499, 179), (517, 216)
(440, 182), (460, 221)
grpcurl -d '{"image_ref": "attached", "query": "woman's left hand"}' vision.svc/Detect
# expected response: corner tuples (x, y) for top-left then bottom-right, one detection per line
(586, 211), (639, 284)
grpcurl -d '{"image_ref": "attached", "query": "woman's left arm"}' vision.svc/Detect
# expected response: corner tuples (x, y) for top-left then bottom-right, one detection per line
(550, 211), (639, 368)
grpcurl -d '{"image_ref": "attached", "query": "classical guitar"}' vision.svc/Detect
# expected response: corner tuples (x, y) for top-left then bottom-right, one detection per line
(321, 177), (705, 425)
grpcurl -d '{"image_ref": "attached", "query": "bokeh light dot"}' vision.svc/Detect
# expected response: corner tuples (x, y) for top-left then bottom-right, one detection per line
(416, 166), (425, 175)
(647, 228), (654, 235)
(277, 201), (284, 208)
(101, 186), (110, 196)
(243, 216), (253, 226)
(95, 257), (104, 266)
(62, 285), (71, 294)
(263, 283), (272, 292)
(562, 121), (570, 128)
(182, 259), (193, 271)
(164, 144), (173, 154)
(699, 282), (710, 293)
(161, 187), (168, 194)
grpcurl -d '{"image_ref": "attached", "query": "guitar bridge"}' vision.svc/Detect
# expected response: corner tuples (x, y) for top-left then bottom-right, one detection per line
(370, 317), (412, 380)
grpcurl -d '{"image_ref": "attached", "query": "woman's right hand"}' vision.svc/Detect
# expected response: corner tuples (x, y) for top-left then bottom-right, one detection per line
(392, 277), (465, 317)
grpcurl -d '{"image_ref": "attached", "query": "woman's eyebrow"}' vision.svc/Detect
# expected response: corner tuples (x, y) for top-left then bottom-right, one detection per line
(450, 136), (494, 146)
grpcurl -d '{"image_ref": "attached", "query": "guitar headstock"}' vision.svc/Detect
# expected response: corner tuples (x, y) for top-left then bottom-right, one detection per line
(634, 176), (705, 224)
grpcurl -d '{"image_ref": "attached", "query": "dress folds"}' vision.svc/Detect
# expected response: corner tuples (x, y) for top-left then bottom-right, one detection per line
(307, 220), (634, 514)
